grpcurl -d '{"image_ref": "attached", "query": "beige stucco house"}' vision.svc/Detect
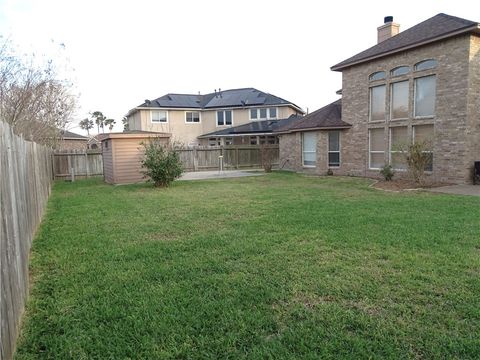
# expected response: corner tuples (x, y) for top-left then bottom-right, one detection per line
(278, 13), (480, 184)
(126, 88), (304, 147)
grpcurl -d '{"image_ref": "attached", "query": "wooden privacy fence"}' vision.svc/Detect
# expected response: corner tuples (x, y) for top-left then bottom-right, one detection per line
(177, 145), (279, 171)
(0, 121), (53, 360)
(52, 150), (103, 180)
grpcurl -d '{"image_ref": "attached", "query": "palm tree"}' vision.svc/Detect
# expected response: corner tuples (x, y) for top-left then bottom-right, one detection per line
(91, 111), (106, 134)
(105, 118), (116, 132)
(79, 118), (94, 136)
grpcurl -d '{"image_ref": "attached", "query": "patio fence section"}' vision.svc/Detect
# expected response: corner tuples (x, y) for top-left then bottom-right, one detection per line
(0, 121), (53, 360)
(52, 150), (103, 180)
(177, 145), (279, 171)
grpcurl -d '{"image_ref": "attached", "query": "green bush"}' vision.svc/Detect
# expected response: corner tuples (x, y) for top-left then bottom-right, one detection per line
(380, 164), (394, 181)
(141, 139), (183, 187)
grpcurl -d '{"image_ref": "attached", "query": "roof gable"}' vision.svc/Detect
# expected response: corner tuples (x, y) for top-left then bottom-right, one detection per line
(332, 13), (479, 71)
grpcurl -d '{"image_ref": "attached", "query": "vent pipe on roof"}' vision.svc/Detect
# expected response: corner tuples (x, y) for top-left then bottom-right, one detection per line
(377, 16), (400, 43)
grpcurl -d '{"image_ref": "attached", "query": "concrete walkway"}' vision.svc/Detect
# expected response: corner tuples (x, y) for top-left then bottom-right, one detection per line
(428, 184), (480, 196)
(180, 170), (265, 181)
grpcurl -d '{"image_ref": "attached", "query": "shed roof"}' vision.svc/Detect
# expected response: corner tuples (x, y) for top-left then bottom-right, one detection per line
(101, 131), (171, 141)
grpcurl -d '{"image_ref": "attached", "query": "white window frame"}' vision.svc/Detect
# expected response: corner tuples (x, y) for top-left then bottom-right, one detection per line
(328, 131), (341, 168)
(249, 107), (278, 121)
(225, 137), (233, 146)
(369, 85), (386, 123)
(413, 75), (436, 119)
(216, 110), (233, 127)
(185, 111), (201, 124)
(389, 127), (408, 171)
(151, 110), (168, 123)
(390, 80), (409, 121)
(369, 128), (385, 170)
(302, 132), (316, 168)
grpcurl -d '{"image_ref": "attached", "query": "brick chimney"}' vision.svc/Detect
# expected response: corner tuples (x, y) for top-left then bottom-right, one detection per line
(377, 16), (400, 43)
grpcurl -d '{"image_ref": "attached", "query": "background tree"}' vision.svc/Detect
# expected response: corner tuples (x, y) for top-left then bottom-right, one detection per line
(122, 116), (129, 131)
(0, 38), (77, 145)
(91, 111), (106, 134)
(79, 118), (94, 136)
(104, 118), (116, 132)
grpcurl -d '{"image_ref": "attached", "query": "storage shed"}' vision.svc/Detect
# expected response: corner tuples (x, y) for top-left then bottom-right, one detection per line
(101, 131), (170, 184)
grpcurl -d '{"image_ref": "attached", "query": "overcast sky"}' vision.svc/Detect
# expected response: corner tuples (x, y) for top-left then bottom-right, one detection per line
(1, 0), (478, 134)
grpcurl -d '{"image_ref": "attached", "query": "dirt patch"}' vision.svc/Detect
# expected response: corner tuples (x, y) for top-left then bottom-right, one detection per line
(372, 179), (450, 192)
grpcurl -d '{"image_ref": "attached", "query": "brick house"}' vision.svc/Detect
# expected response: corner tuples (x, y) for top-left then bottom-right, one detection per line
(278, 14), (479, 184)
(57, 130), (88, 151)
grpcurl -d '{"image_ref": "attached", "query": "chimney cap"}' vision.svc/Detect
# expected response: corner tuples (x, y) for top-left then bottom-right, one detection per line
(384, 16), (393, 23)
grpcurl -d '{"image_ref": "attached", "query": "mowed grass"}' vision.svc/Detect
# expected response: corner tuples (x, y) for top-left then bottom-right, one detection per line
(15, 172), (480, 359)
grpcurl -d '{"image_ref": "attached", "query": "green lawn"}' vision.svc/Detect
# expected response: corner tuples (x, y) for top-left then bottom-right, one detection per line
(15, 173), (480, 359)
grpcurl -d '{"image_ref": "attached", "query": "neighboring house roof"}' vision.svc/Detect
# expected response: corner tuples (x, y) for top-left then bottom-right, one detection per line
(131, 88), (304, 114)
(331, 13), (480, 71)
(198, 115), (303, 138)
(275, 100), (351, 133)
(60, 130), (88, 140)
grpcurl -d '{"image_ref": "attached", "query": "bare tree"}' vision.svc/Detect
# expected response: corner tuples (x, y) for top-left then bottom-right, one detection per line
(0, 38), (77, 146)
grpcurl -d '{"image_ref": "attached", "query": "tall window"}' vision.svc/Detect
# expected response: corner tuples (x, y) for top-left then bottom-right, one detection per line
(217, 110), (232, 126)
(413, 125), (434, 171)
(328, 131), (340, 167)
(391, 81), (409, 119)
(369, 71), (386, 81)
(369, 128), (385, 169)
(302, 132), (316, 167)
(390, 66), (409, 77)
(414, 75), (436, 117)
(185, 111), (200, 123)
(370, 85), (386, 121)
(151, 110), (167, 123)
(414, 59), (437, 71)
(389, 126), (408, 170)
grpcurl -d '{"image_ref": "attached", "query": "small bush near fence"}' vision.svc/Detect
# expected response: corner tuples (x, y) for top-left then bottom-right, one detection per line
(141, 140), (183, 187)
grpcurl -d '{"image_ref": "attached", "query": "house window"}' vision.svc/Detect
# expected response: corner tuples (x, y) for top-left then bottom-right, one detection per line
(389, 126), (408, 170)
(103, 141), (108, 149)
(370, 85), (386, 122)
(249, 107), (278, 120)
(225, 137), (233, 146)
(185, 111), (200, 123)
(413, 125), (434, 171)
(369, 128), (385, 169)
(250, 136), (258, 145)
(208, 137), (220, 147)
(414, 75), (436, 117)
(369, 71), (386, 81)
(302, 132), (316, 167)
(390, 66), (409, 77)
(414, 59), (437, 71)
(267, 135), (277, 145)
(328, 131), (340, 167)
(391, 81), (409, 119)
(217, 110), (232, 126)
(151, 110), (167, 123)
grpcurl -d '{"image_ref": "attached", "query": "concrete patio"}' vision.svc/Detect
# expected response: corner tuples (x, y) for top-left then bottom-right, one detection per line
(180, 170), (265, 181)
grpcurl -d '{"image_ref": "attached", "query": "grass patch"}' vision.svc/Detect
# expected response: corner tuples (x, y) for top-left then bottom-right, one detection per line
(15, 173), (480, 359)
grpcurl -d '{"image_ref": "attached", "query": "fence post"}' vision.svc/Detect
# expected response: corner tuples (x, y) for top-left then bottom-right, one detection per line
(85, 153), (89, 177)
(236, 147), (239, 169)
(193, 147), (198, 171)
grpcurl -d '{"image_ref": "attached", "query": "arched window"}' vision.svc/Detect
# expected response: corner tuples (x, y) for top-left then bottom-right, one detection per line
(390, 66), (409, 77)
(369, 71), (386, 81)
(414, 59), (437, 71)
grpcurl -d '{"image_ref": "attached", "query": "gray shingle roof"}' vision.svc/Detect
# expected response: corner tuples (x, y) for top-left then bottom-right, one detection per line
(275, 100), (351, 133)
(137, 88), (303, 112)
(61, 130), (88, 140)
(331, 13), (479, 71)
(199, 115), (303, 138)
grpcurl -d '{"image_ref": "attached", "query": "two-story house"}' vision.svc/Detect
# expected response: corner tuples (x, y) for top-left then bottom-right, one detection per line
(278, 13), (479, 184)
(126, 88), (304, 147)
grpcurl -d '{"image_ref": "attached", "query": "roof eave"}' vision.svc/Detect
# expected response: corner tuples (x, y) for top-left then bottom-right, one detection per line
(331, 24), (480, 71)
(275, 125), (351, 134)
